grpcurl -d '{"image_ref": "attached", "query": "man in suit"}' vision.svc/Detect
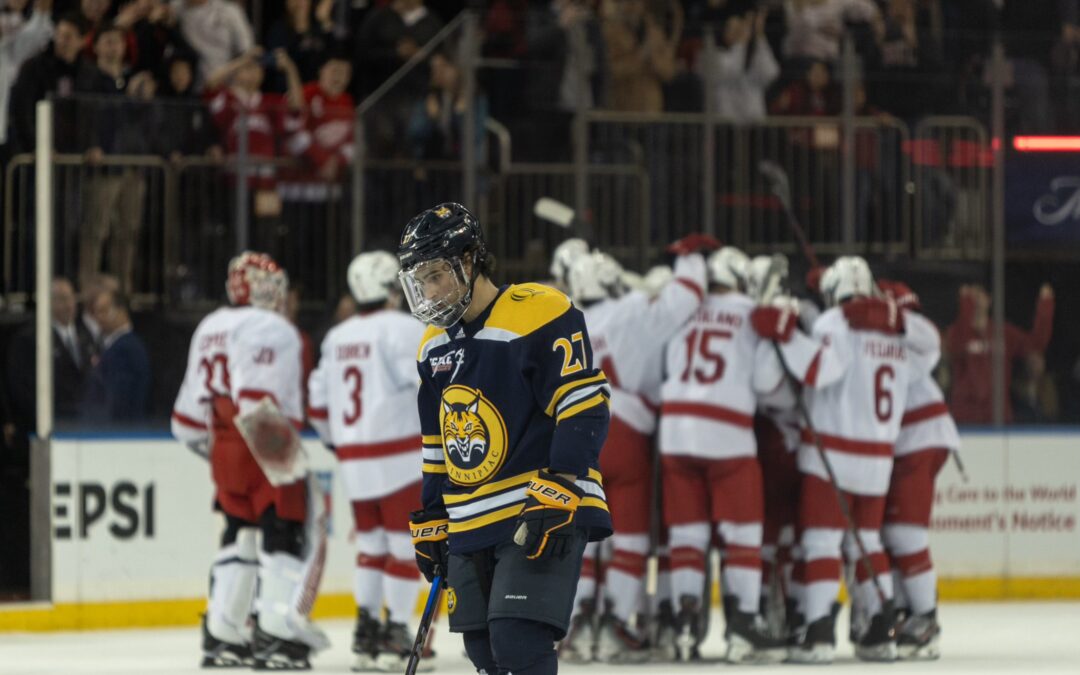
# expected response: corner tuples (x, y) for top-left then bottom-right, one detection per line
(83, 288), (150, 423)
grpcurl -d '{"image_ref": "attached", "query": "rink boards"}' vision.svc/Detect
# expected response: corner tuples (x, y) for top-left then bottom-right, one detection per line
(1, 429), (1078, 631)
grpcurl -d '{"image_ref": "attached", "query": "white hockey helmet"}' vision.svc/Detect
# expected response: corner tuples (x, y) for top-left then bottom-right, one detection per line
(226, 251), (288, 311)
(549, 238), (590, 288)
(567, 251), (624, 305)
(347, 251), (400, 304)
(706, 246), (750, 290)
(746, 254), (789, 303)
(820, 256), (874, 307)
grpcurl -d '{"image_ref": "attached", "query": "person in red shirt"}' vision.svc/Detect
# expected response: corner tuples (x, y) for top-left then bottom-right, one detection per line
(300, 52), (354, 181)
(944, 283), (1055, 424)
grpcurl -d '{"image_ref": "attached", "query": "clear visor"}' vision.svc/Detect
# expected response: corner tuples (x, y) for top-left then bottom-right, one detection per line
(398, 258), (472, 328)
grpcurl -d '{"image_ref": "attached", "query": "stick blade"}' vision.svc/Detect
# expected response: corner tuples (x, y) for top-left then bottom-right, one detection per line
(533, 197), (576, 228)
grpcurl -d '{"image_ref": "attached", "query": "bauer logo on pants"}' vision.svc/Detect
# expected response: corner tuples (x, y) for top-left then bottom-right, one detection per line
(439, 385), (508, 486)
(446, 586), (457, 614)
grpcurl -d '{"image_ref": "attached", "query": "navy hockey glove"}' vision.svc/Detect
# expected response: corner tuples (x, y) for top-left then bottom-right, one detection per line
(410, 509), (449, 582)
(513, 471), (584, 560)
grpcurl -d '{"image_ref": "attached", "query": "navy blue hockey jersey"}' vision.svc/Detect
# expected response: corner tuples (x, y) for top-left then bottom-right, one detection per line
(416, 283), (613, 554)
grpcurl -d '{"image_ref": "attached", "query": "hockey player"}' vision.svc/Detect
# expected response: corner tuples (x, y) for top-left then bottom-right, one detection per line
(171, 252), (327, 670)
(307, 251), (428, 671)
(548, 237), (590, 292)
(757, 256), (940, 663)
(560, 241), (710, 663)
(399, 203), (612, 675)
(659, 245), (788, 664)
(878, 279), (957, 660)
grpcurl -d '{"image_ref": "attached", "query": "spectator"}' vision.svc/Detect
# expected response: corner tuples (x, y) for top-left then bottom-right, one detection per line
(77, 0), (112, 55)
(297, 50), (353, 181)
(119, 0), (192, 76)
(83, 288), (151, 422)
(6, 277), (94, 427)
(944, 283), (1055, 424)
(6, 11), (91, 155)
(864, 0), (946, 123)
(80, 272), (119, 351)
(353, 0), (442, 99)
(407, 50), (488, 161)
(77, 22), (154, 295)
(707, 8), (779, 123)
(157, 48), (223, 160)
(781, 0), (882, 64)
(0, 0), (54, 150)
(994, 0), (1058, 132)
(602, 0), (677, 112)
(168, 0), (254, 83)
(265, 0), (334, 92)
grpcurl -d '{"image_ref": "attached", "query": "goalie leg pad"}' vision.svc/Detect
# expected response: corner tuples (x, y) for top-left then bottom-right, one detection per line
(207, 524), (259, 645)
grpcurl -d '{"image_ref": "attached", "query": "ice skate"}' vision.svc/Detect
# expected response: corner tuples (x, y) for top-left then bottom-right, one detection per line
(674, 596), (703, 662)
(897, 610), (941, 661)
(854, 611), (898, 662)
(649, 600), (679, 662)
(252, 625), (311, 671)
(594, 613), (651, 664)
(559, 599), (596, 663)
(350, 608), (381, 672)
(375, 620), (432, 672)
(786, 613), (836, 664)
(724, 610), (786, 664)
(200, 616), (254, 668)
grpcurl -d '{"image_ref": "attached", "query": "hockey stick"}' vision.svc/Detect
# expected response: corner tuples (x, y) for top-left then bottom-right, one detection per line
(533, 197), (595, 244)
(758, 160), (821, 270)
(405, 575), (444, 675)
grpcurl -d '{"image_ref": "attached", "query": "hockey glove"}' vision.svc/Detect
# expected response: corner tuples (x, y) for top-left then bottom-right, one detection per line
(513, 471), (584, 560)
(842, 296), (905, 335)
(666, 233), (723, 256)
(410, 509), (450, 582)
(878, 279), (921, 312)
(751, 299), (799, 343)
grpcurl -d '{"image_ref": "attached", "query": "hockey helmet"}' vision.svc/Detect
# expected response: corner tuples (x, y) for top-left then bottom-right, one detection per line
(746, 254), (789, 303)
(567, 251), (625, 305)
(549, 238), (590, 288)
(820, 256), (874, 307)
(706, 246), (750, 290)
(226, 251), (288, 311)
(396, 202), (487, 328)
(347, 251), (400, 304)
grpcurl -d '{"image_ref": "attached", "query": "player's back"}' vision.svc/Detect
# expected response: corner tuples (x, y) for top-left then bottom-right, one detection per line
(801, 306), (913, 493)
(226, 306), (304, 422)
(172, 306), (249, 439)
(660, 292), (762, 458)
(895, 373), (959, 457)
(312, 309), (425, 448)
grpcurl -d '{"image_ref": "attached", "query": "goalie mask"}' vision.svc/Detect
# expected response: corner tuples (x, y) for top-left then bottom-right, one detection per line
(706, 246), (750, 291)
(567, 251), (625, 305)
(820, 256), (875, 307)
(397, 202), (488, 328)
(347, 251), (400, 304)
(226, 251), (288, 312)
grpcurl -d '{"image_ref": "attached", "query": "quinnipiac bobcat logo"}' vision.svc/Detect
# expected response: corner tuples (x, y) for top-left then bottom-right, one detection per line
(439, 385), (507, 486)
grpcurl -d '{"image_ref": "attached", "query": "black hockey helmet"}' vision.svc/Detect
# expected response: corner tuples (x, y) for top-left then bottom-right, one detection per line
(397, 202), (487, 272)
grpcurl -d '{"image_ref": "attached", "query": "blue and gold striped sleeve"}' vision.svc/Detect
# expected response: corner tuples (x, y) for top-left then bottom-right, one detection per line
(527, 305), (610, 476)
(417, 363), (448, 516)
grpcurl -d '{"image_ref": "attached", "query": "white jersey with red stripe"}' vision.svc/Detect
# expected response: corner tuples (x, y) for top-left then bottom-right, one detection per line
(172, 306), (304, 441)
(777, 306), (940, 495)
(307, 309), (426, 500)
(895, 374), (959, 457)
(660, 292), (786, 459)
(583, 254), (707, 435)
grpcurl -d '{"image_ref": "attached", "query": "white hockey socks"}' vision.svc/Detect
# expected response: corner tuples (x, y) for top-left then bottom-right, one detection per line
(207, 528), (258, 645)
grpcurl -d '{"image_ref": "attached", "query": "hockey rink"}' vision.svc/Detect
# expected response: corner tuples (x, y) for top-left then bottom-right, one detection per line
(2, 602), (1078, 674)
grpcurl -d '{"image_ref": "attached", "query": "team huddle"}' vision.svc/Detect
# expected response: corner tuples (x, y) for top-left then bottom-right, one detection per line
(172, 203), (958, 672)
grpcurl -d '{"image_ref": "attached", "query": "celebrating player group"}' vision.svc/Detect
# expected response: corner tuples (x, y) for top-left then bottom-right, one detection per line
(173, 201), (959, 672)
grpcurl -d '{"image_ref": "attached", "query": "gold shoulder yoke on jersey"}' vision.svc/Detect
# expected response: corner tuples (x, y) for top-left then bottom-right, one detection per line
(483, 283), (571, 339)
(416, 325), (449, 362)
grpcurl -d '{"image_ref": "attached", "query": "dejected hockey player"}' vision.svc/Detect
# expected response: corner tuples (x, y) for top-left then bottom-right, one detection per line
(171, 252), (328, 670)
(658, 245), (788, 664)
(759, 257), (940, 664)
(548, 237), (590, 293)
(878, 279), (957, 660)
(307, 251), (429, 671)
(559, 241), (709, 663)
(398, 203), (613, 675)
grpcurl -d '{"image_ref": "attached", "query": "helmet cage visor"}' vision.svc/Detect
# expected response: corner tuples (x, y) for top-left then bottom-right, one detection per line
(398, 257), (472, 328)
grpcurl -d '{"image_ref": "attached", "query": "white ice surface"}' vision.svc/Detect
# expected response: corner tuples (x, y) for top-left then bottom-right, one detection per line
(2, 602), (1079, 674)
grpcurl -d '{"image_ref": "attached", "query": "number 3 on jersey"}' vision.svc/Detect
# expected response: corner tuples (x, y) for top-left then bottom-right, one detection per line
(343, 366), (363, 425)
(680, 328), (731, 384)
(553, 331), (587, 377)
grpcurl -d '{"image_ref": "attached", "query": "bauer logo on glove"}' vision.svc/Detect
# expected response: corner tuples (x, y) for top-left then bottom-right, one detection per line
(513, 471), (583, 560)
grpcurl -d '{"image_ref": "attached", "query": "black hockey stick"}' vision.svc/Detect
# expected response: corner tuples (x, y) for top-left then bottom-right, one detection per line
(405, 574), (444, 675)
(758, 160), (822, 270)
